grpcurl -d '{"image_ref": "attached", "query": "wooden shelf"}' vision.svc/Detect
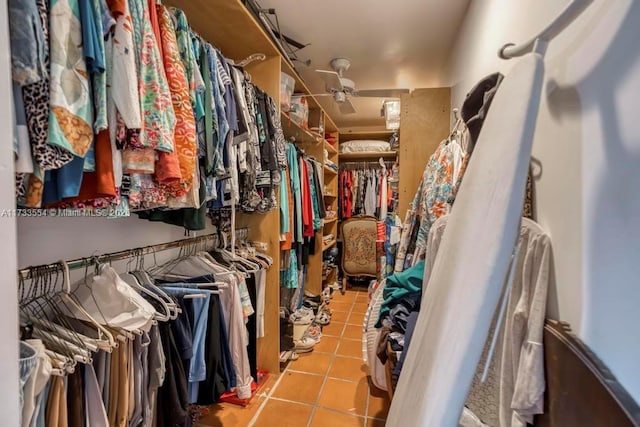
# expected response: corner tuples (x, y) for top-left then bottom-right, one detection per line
(280, 112), (322, 145)
(339, 129), (395, 142)
(322, 239), (337, 252)
(324, 141), (338, 155)
(324, 165), (338, 175)
(164, 0), (278, 60)
(323, 217), (337, 226)
(339, 151), (398, 161)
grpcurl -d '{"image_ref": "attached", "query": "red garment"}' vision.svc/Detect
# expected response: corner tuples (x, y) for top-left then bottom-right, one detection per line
(341, 170), (353, 219)
(301, 158), (314, 237)
(55, 130), (117, 205)
(106, 0), (125, 16)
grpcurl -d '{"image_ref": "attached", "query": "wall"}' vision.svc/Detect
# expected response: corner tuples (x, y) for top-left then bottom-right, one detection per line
(447, 0), (640, 402)
(0, 1), (19, 424)
(398, 88), (451, 219)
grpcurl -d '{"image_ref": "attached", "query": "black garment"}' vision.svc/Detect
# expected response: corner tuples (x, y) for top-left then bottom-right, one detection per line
(197, 293), (227, 405)
(460, 72), (504, 151)
(311, 161), (326, 219)
(136, 168), (207, 231)
(67, 366), (83, 427)
(156, 322), (189, 427)
(258, 92), (277, 172)
(246, 274), (258, 382)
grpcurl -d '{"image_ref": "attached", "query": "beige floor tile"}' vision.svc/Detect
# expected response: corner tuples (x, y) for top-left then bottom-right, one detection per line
(355, 295), (370, 304)
(253, 399), (312, 427)
(314, 335), (340, 354)
(310, 409), (365, 427)
(336, 338), (363, 359)
(328, 356), (368, 382)
(272, 371), (325, 404)
(330, 301), (354, 312)
(197, 376), (277, 426)
(333, 292), (357, 303)
(288, 352), (334, 376)
(352, 303), (369, 314)
(343, 324), (363, 340)
(330, 310), (349, 323)
(322, 321), (345, 337)
(317, 378), (368, 416)
(347, 310), (366, 325)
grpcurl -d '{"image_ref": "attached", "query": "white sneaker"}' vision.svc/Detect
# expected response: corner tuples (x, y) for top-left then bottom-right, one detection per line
(289, 307), (315, 324)
(294, 337), (316, 353)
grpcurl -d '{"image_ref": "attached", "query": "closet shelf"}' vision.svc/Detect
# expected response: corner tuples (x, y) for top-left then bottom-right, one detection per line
(324, 141), (339, 155)
(281, 112), (322, 145)
(163, 0), (278, 61)
(322, 239), (337, 252)
(339, 151), (398, 161)
(323, 218), (337, 226)
(324, 165), (338, 175)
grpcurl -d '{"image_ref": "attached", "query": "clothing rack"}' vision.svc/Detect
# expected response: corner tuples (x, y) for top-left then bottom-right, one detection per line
(339, 160), (395, 170)
(18, 228), (249, 280)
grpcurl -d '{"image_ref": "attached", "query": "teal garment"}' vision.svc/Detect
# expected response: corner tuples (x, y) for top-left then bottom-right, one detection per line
(286, 144), (303, 243)
(376, 260), (425, 328)
(308, 161), (322, 230)
(280, 249), (299, 289)
(280, 168), (289, 234)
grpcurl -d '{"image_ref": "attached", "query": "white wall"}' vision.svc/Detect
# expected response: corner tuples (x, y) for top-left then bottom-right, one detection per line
(0, 0), (20, 424)
(447, 0), (640, 402)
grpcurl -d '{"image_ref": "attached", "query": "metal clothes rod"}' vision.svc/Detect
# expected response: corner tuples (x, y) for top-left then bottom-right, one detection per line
(18, 228), (248, 279)
(499, 0), (593, 59)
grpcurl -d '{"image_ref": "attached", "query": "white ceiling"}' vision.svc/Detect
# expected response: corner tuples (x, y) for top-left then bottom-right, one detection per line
(260, 0), (470, 130)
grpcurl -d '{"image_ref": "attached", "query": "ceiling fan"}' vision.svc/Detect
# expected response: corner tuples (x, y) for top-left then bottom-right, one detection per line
(311, 57), (410, 114)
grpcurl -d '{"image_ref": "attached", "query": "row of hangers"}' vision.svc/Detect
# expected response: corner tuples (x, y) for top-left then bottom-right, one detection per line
(17, 231), (271, 377)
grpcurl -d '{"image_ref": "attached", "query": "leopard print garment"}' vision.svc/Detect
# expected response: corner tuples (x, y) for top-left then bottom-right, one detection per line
(22, 0), (73, 171)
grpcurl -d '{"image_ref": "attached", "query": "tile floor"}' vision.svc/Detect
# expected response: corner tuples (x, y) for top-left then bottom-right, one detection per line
(196, 288), (390, 427)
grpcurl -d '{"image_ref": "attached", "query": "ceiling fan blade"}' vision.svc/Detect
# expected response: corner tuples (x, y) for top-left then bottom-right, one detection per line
(307, 93), (335, 97)
(338, 98), (357, 115)
(354, 88), (410, 98)
(315, 69), (344, 91)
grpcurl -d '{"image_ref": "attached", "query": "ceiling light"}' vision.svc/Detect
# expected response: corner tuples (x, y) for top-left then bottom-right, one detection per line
(384, 100), (401, 130)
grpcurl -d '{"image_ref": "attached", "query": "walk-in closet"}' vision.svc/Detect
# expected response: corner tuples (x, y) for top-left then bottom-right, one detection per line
(2, 0), (640, 426)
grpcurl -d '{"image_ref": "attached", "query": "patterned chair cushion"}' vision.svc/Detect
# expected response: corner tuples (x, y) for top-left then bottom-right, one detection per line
(341, 216), (378, 276)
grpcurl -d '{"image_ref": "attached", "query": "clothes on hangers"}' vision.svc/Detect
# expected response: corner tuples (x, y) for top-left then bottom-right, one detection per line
(393, 135), (469, 272)
(279, 142), (325, 303)
(17, 236), (273, 426)
(339, 163), (394, 220)
(8, 0), (286, 229)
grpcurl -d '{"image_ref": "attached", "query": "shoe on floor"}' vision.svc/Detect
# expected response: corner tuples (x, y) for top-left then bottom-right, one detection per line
(294, 337), (316, 353)
(289, 307), (314, 324)
(315, 306), (331, 325)
(303, 323), (323, 343)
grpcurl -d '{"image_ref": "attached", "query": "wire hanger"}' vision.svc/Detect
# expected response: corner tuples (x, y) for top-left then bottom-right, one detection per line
(236, 53), (266, 67)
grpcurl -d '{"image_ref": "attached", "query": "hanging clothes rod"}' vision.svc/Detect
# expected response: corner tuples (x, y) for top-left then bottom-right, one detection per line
(499, 0), (593, 59)
(18, 228), (249, 279)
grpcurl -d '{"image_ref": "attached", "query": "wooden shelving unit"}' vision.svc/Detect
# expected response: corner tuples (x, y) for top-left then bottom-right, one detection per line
(163, 0), (337, 374)
(339, 151), (398, 161)
(322, 239), (337, 252)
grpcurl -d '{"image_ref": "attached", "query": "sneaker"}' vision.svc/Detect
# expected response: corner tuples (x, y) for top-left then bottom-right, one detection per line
(294, 337), (316, 353)
(304, 323), (323, 343)
(315, 307), (331, 326)
(289, 307), (314, 324)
